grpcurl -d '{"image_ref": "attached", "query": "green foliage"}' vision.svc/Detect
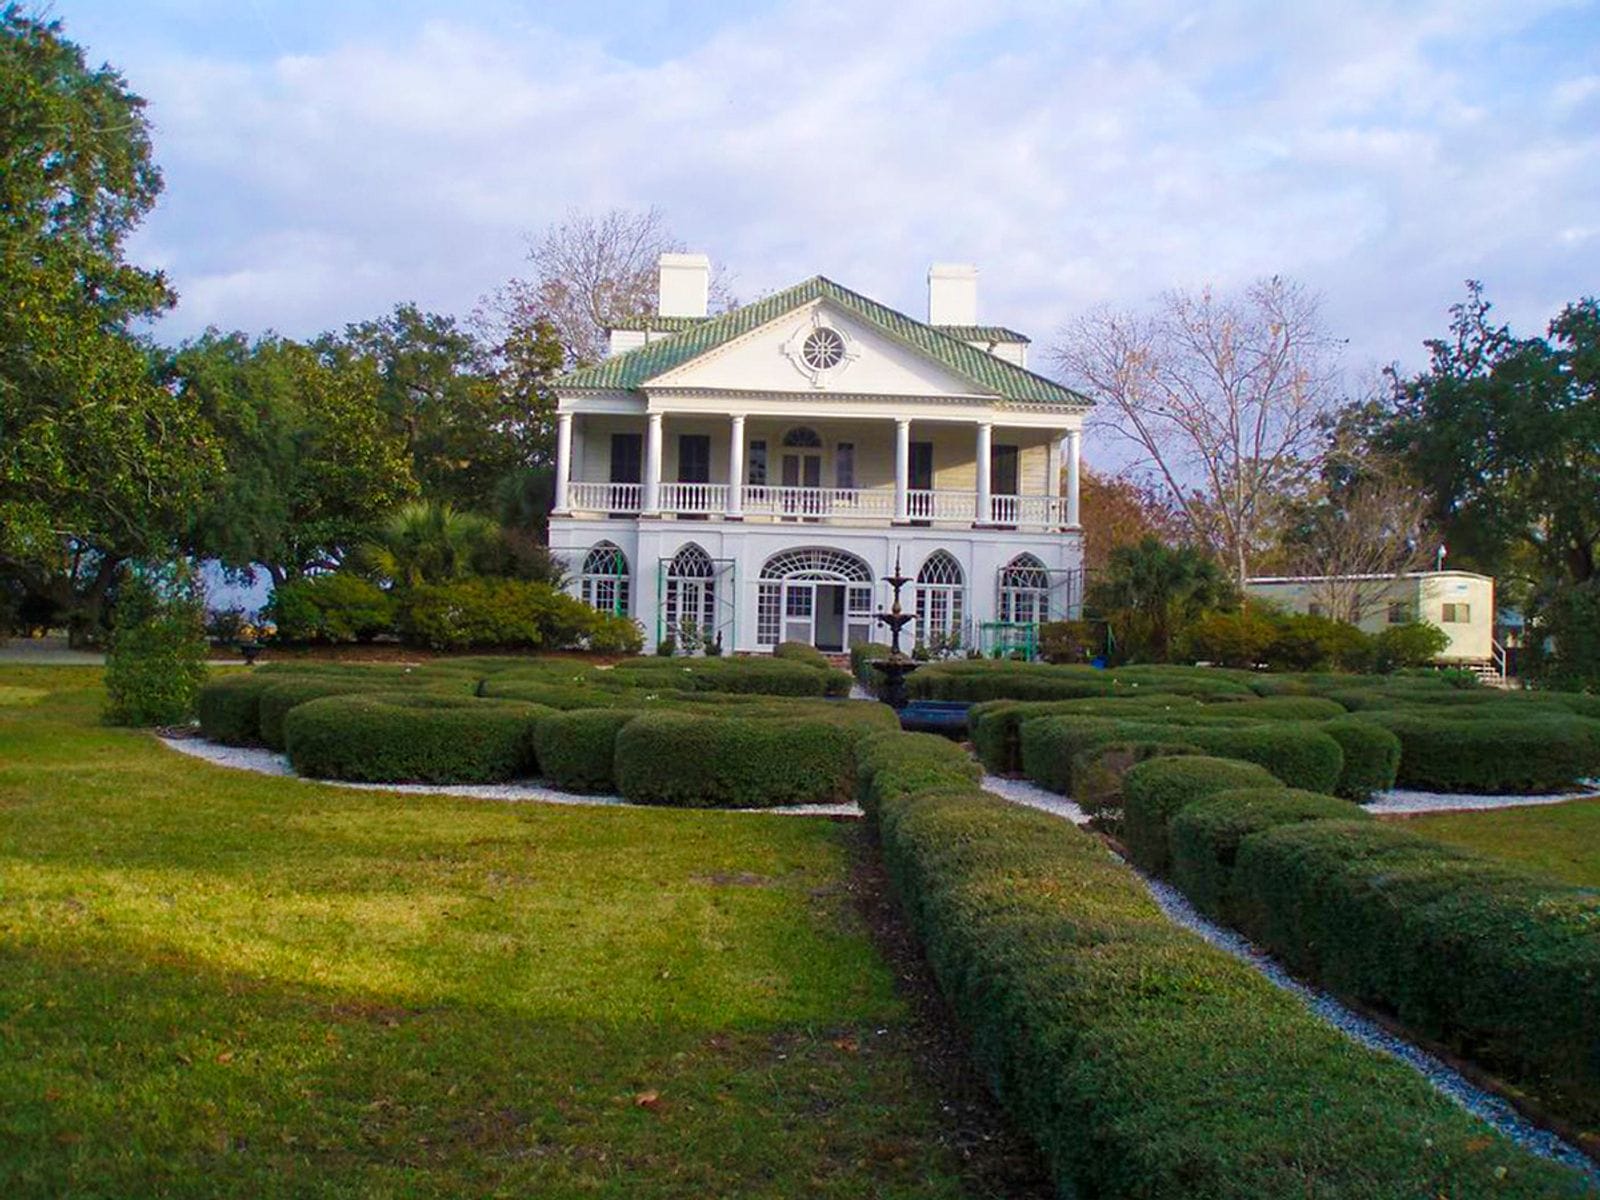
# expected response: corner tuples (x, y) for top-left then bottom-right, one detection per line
(772, 640), (830, 669)
(531, 708), (639, 792)
(1179, 609), (1276, 668)
(1120, 755), (1281, 873)
(397, 579), (597, 650)
(1318, 716), (1402, 800)
(1168, 787), (1368, 919)
(1036, 619), (1097, 664)
(264, 572), (394, 643)
(611, 656), (850, 697)
(1233, 818), (1600, 1129)
(284, 694), (544, 783)
(1358, 711), (1600, 793)
(356, 499), (498, 587)
(195, 673), (266, 744)
(173, 332), (417, 584)
(102, 566), (208, 726)
(1372, 621), (1450, 671)
(907, 659), (1254, 703)
(855, 733), (1582, 1197)
(1527, 578), (1600, 692)
(0, 11), (218, 628)
(614, 713), (859, 808)
(1086, 537), (1234, 662)
(849, 642), (890, 690)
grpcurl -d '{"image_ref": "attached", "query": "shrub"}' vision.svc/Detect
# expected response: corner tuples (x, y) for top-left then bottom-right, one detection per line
(612, 657), (849, 697)
(256, 677), (373, 750)
(1121, 755), (1280, 873)
(1372, 621), (1450, 672)
(1037, 619), (1096, 664)
(1180, 724), (1345, 794)
(1232, 819), (1600, 1129)
(614, 713), (859, 807)
(850, 642), (890, 691)
(773, 640), (830, 668)
(265, 572), (394, 643)
(196, 673), (269, 744)
(585, 613), (644, 655)
(284, 695), (544, 783)
(1168, 787), (1368, 918)
(104, 567), (209, 727)
(907, 660), (1256, 703)
(1318, 716), (1401, 800)
(1526, 578), (1600, 692)
(397, 579), (598, 650)
(1360, 711), (1600, 793)
(531, 708), (640, 792)
(856, 734), (1582, 1198)
(1072, 741), (1201, 827)
(1181, 609), (1277, 668)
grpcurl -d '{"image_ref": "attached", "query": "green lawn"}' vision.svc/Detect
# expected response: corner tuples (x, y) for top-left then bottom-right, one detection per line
(1404, 796), (1600, 888)
(0, 666), (986, 1198)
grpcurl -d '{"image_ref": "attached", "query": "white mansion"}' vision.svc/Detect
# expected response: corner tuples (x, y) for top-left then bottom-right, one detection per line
(549, 255), (1090, 655)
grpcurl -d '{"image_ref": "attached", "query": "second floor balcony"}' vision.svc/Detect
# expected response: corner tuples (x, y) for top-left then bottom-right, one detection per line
(552, 411), (1083, 533)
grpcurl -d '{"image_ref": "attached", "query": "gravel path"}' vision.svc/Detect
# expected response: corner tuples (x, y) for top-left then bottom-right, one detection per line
(977, 775), (1600, 1183)
(1366, 784), (1600, 815)
(159, 736), (862, 817)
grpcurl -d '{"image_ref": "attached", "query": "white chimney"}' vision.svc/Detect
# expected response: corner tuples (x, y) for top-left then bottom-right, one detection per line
(928, 263), (978, 326)
(658, 252), (710, 318)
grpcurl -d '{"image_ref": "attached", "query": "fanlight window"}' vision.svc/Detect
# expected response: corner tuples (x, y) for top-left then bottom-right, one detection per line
(781, 427), (824, 449)
(756, 547), (874, 646)
(998, 553), (1051, 625)
(664, 543), (718, 645)
(915, 550), (965, 647)
(580, 540), (629, 617)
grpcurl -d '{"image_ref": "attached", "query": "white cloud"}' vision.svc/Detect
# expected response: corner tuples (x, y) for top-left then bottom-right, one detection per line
(114, 0), (1597, 382)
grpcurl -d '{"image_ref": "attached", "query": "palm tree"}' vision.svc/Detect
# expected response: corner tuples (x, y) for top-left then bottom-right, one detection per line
(358, 501), (498, 588)
(1087, 537), (1233, 661)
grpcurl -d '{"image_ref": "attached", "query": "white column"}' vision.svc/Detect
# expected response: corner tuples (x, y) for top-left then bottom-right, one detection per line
(644, 411), (664, 515)
(1066, 428), (1082, 529)
(727, 414), (745, 518)
(975, 420), (993, 525)
(554, 410), (573, 513)
(893, 418), (911, 522)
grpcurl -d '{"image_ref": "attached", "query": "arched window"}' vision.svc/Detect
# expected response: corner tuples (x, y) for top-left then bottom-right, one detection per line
(915, 550), (965, 648)
(580, 541), (629, 616)
(999, 553), (1051, 624)
(781, 426), (823, 448)
(664, 543), (717, 646)
(756, 547), (874, 647)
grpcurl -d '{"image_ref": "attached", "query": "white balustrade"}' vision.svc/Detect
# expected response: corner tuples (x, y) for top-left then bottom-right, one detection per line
(657, 482), (728, 514)
(906, 489), (976, 521)
(567, 481), (642, 513)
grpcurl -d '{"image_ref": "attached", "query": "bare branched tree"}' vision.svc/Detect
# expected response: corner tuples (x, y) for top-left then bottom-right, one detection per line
(1280, 394), (1436, 621)
(478, 206), (733, 366)
(1052, 277), (1343, 585)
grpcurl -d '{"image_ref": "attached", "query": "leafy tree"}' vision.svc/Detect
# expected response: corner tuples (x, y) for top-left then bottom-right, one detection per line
(103, 562), (208, 726)
(1086, 537), (1234, 662)
(1386, 283), (1600, 592)
(172, 332), (416, 584)
(331, 304), (555, 510)
(0, 7), (218, 637)
(1078, 467), (1184, 572)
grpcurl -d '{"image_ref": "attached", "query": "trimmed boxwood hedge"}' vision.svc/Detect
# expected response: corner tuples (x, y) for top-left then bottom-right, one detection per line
(283, 695), (546, 784)
(197, 674), (267, 745)
(1121, 755), (1281, 873)
(531, 708), (640, 792)
(772, 640), (831, 668)
(1319, 716), (1402, 800)
(1232, 818), (1600, 1130)
(611, 656), (851, 697)
(1360, 711), (1600, 793)
(1168, 787), (1368, 918)
(908, 660), (1256, 703)
(613, 712), (859, 807)
(256, 677), (372, 750)
(854, 732), (1585, 1198)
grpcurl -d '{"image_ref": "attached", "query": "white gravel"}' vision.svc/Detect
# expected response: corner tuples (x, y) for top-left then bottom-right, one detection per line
(158, 736), (861, 817)
(1365, 784), (1600, 815)
(979, 773), (1090, 824)
(978, 773), (1600, 1182)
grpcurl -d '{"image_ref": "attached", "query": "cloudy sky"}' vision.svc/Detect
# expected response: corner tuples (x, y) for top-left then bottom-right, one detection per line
(57, 0), (1600, 380)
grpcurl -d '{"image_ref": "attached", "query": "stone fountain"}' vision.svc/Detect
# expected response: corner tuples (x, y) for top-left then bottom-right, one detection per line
(870, 550), (920, 710)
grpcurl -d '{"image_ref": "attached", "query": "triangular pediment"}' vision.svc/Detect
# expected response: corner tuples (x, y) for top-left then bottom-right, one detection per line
(646, 300), (990, 397)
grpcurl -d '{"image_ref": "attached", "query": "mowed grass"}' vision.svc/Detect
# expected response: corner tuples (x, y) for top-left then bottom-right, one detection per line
(0, 667), (975, 1199)
(1404, 795), (1600, 888)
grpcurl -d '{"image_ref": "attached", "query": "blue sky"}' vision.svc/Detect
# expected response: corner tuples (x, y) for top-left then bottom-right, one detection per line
(52, 0), (1600, 394)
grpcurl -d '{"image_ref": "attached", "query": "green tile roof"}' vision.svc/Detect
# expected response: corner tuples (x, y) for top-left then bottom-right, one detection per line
(608, 314), (710, 332)
(933, 324), (1032, 344)
(558, 276), (1090, 408)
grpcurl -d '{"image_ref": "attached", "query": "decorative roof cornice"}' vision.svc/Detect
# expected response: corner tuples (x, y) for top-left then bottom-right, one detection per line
(558, 276), (1090, 409)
